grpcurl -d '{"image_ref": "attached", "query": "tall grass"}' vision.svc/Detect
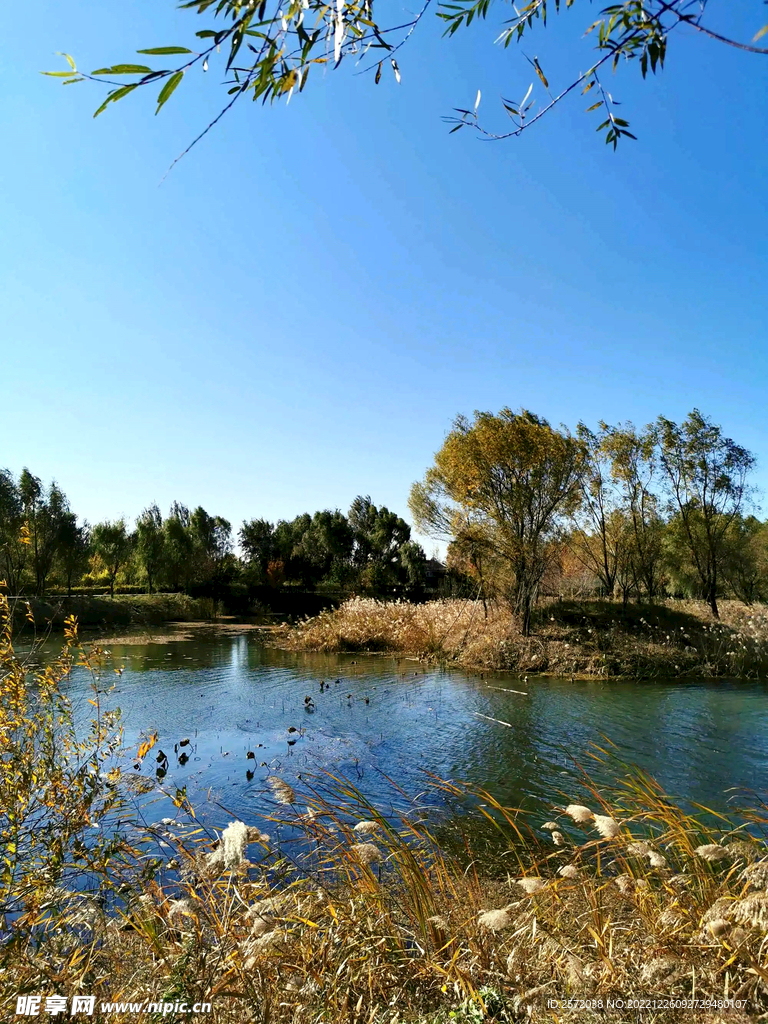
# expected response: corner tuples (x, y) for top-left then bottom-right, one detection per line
(282, 596), (768, 678)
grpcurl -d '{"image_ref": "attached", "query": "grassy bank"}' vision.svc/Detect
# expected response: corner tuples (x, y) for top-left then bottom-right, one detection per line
(280, 596), (768, 679)
(10, 592), (225, 631)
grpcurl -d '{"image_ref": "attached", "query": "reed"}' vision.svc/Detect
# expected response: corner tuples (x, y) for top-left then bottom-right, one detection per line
(282, 595), (768, 679)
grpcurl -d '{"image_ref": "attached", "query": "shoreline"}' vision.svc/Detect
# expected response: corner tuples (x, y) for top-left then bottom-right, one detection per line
(275, 596), (768, 682)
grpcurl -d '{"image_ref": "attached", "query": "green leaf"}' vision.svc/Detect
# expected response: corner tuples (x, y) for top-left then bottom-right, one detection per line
(137, 47), (194, 55)
(57, 52), (77, 71)
(92, 64), (153, 75)
(754, 24), (768, 42)
(93, 83), (139, 118)
(42, 70), (78, 77)
(156, 71), (184, 113)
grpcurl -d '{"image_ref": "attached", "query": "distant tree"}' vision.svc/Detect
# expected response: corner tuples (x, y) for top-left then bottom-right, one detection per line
(601, 422), (666, 599)
(721, 516), (768, 605)
(410, 409), (585, 635)
(240, 518), (276, 583)
(135, 504), (165, 594)
(398, 540), (428, 597)
(0, 469), (27, 594)
(57, 514), (91, 596)
(17, 471), (72, 595)
(163, 502), (193, 591)
(189, 506), (233, 588)
(656, 410), (755, 618)
(295, 511), (355, 587)
(570, 424), (625, 596)
(92, 519), (132, 596)
(349, 497), (411, 575)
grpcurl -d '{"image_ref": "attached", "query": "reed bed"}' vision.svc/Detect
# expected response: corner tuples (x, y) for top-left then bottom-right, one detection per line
(5, 760), (768, 1023)
(281, 596), (768, 679)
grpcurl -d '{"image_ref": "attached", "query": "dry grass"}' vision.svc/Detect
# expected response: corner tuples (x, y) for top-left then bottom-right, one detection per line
(5, 763), (768, 1024)
(280, 596), (768, 679)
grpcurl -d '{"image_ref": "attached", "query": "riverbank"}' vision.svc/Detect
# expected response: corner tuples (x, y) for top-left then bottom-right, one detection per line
(279, 596), (768, 680)
(11, 592), (227, 631)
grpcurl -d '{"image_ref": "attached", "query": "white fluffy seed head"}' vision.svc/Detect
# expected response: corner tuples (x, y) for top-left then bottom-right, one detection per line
(551, 831), (565, 847)
(593, 814), (620, 840)
(350, 842), (381, 866)
(541, 821), (558, 831)
(478, 908), (512, 931)
(267, 775), (296, 805)
(516, 877), (546, 894)
(353, 820), (379, 835)
(564, 804), (594, 824)
(221, 820), (250, 870)
(557, 864), (579, 879)
(695, 843), (729, 862)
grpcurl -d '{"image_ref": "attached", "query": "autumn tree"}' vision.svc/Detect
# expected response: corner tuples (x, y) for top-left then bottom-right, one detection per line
(722, 516), (768, 605)
(600, 421), (666, 599)
(656, 410), (755, 618)
(570, 423), (625, 596)
(410, 409), (585, 635)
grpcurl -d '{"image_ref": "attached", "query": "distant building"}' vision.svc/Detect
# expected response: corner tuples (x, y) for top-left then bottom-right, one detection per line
(424, 558), (448, 591)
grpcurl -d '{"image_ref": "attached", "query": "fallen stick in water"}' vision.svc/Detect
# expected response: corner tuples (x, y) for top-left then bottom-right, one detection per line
(473, 711), (514, 728)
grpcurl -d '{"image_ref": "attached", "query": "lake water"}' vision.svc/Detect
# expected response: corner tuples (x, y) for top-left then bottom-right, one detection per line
(29, 625), (768, 830)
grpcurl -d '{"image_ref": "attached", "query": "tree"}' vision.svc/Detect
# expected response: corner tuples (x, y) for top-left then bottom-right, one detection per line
(47, 2), (768, 155)
(189, 506), (233, 588)
(240, 518), (276, 584)
(17, 471), (72, 596)
(601, 421), (665, 599)
(410, 409), (585, 635)
(92, 519), (132, 596)
(57, 514), (91, 596)
(570, 423), (625, 596)
(135, 504), (166, 594)
(656, 410), (755, 618)
(163, 502), (193, 591)
(348, 496), (413, 594)
(0, 470), (27, 594)
(721, 516), (768, 605)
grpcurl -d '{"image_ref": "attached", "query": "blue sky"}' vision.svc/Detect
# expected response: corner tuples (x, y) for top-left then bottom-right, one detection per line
(2, 1), (766, 550)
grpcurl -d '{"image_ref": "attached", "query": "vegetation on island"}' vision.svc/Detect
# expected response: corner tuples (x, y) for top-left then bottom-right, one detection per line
(282, 407), (768, 678)
(3, 590), (768, 1021)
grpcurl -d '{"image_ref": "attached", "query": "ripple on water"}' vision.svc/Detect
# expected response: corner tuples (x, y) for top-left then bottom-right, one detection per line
(31, 630), (768, 827)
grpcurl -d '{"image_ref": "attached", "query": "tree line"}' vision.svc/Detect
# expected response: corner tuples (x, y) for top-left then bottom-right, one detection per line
(0, 477), (428, 600)
(410, 409), (764, 634)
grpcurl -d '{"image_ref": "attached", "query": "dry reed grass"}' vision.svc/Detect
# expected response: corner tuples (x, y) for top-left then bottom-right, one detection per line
(280, 596), (768, 679)
(6, 756), (768, 1024)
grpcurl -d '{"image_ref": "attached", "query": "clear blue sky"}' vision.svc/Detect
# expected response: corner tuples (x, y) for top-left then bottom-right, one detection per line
(2, 1), (767, 550)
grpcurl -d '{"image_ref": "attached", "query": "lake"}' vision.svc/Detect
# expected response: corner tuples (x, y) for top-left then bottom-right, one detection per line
(28, 624), (768, 830)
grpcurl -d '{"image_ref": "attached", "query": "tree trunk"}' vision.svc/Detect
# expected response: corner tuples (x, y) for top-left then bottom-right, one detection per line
(709, 587), (719, 618)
